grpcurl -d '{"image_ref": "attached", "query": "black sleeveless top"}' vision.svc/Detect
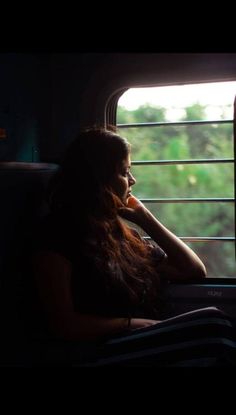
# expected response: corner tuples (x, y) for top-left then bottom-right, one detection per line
(26, 213), (167, 339)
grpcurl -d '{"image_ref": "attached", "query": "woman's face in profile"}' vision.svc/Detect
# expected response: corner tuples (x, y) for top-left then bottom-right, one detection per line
(110, 154), (136, 205)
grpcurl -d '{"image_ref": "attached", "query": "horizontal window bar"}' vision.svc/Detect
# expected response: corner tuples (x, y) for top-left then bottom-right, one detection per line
(132, 158), (234, 166)
(181, 237), (235, 242)
(143, 236), (235, 242)
(141, 198), (234, 203)
(118, 119), (233, 128)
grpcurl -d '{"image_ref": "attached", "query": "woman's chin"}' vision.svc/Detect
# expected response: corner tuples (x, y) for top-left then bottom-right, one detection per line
(122, 199), (128, 206)
(120, 192), (132, 206)
(125, 195), (131, 205)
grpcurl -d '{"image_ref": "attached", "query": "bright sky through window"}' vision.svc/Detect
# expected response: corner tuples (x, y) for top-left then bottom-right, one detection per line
(118, 81), (236, 121)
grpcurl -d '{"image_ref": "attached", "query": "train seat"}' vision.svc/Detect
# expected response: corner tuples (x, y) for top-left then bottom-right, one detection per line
(0, 162), (58, 364)
(0, 162), (58, 266)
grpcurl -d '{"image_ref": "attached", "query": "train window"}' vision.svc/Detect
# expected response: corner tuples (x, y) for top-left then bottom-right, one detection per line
(116, 81), (236, 278)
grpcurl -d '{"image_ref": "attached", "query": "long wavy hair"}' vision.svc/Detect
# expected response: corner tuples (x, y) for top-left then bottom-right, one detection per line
(48, 126), (160, 303)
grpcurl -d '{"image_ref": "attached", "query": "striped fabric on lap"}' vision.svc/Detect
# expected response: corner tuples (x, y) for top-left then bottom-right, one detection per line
(86, 307), (236, 367)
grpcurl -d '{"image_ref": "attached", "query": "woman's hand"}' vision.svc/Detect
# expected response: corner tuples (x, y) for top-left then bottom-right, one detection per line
(118, 195), (149, 226)
(130, 318), (161, 330)
(118, 195), (207, 281)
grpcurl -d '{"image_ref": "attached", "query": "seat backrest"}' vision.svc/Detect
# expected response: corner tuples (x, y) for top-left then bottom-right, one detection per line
(0, 162), (58, 268)
(0, 162), (59, 355)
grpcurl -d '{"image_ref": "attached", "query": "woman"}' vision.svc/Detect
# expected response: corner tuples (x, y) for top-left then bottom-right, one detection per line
(31, 126), (235, 366)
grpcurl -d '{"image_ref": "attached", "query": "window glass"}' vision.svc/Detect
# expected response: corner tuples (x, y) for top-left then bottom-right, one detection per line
(117, 81), (236, 278)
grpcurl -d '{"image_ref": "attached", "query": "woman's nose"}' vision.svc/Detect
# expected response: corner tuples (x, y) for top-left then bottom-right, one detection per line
(129, 173), (136, 186)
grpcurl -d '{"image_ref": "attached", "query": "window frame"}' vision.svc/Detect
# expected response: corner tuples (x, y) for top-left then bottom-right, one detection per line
(106, 83), (236, 279)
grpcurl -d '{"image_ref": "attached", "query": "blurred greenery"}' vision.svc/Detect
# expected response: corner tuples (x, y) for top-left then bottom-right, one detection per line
(117, 103), (235, 277)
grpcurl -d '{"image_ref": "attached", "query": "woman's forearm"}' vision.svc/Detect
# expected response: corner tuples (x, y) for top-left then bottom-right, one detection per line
(137, 208), (206, 278)
(51, 312), (131, 341)
(50, 312), (160, 341)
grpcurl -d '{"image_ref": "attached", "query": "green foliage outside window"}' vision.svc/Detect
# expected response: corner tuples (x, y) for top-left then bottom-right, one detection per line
(117, 103), (235, 277)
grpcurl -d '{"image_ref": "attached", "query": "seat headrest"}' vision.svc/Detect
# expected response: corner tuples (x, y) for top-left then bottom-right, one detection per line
(0, 162), (58, 170)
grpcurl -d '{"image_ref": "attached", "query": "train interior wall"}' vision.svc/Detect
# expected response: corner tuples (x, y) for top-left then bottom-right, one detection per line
(1, 53), (236, 163)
